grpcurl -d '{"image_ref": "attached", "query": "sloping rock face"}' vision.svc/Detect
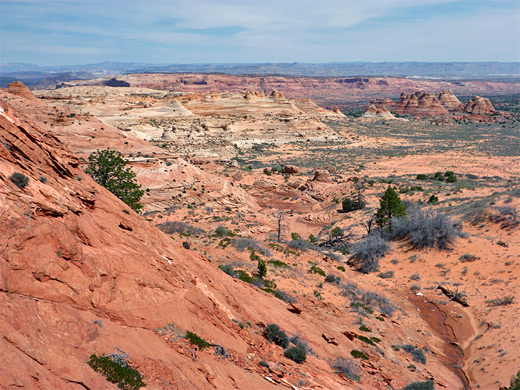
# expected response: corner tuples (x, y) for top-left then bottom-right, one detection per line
(463, 96), (496, 114)
(0, 101), (291, 389)
(437, 90), (462, 110)
(362, 104), (396, 119)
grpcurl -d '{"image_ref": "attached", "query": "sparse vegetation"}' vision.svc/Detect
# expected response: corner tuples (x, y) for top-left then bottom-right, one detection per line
(350, 232), (389, 273)
(486, 296), (514, 306)
(157, 221), (204, 236)
(263, 324), (289, 348)
(284, 346), (306, 364)
(185, 331), (209, 351)
(88, 353), (145, 390)
(401, 380), (435, 390)
(390, 210), (464, 250)
(331, 357), (360, 381)
(350, 350), (368, 360)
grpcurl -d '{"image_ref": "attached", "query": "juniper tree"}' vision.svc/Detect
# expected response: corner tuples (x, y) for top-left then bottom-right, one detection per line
(86, 149), (144, 212)
(375, 187), (406, 229)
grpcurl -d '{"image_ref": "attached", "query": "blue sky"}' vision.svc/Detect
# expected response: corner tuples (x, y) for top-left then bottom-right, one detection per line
(1, 0), (519, 66)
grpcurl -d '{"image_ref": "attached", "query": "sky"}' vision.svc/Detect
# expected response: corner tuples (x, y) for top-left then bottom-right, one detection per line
(1, 0), (519, 66)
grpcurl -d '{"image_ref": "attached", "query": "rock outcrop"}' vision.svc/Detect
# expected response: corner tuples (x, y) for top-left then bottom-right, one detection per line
(393, 92), (448, 116)
(368, 98), (395, 110)
(463, 96), (496, 115)
(7, 81), (38, 100)
(362, 104), (396, 119)
(437, 90), (462, 110)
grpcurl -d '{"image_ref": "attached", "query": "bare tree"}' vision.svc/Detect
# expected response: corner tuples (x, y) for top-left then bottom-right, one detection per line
(275, 212), (288, 242)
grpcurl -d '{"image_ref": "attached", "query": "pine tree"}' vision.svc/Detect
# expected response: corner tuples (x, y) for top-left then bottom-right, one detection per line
(86, 149), (144, 212)
(375, 187), (406, 229)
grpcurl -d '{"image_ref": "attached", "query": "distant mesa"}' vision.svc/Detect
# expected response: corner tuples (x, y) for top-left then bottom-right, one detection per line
(362, 104), (396, 119)
(463, 96), (496, 115)
(103, 78), (130, 87)
(7, 81), (38, 100)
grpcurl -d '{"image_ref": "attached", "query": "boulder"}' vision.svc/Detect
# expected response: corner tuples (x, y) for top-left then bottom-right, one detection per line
(284, 165), (299, 174)
(312, 169), (332, 183)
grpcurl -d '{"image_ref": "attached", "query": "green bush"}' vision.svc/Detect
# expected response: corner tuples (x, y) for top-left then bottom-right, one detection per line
(342, 197), (364, 213)
(308, 264), (326, 277)
(401, 380), (434, 390)
(263, 324), (289, 348)
(428, 194), (438, 203)
(88, 353), (145, 390)
(182, 241), (190, 249)
(9, 172), (29, 189)
(416, 174), (428, 180)
(185, 331), (209, 351)
(284, 346), (306, 364)
(446, 175), (457, 183)
(257, 257), (267, 278)
(499, 370), (520, 390)
(350, 350), (368, 360)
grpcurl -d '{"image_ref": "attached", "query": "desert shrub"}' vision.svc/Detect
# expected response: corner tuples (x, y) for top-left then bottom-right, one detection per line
(357, 335), (375, 345)
(88, 353), (145, 390)
(390, 210), (464, 250)
(287, 239), (310, 251)
(9, 172), (29, 189)
(289, 335), (311, 354)
(257, 257), (267, 278)
(486, 296), (514, 306)
(428, 194), (438, 203)
(401, 380), (435, 390)
(377, 270), (394, 279)
(331, 357), (360, 381)
(416, 174), (428, 180)
(308, 263), (326, 277)
(337, 265), (345, 272)
(489, 206), (519, 229)
(342, 197), (364, 213)
(182, 241), (190, 249)
(219, 264), (234, 277)
(215, 225), (232, 237)
(459, 254), (479, 262)
(39, 175), (47, 183)
(268, 259), (288, 268)
(397, 344), (426, 364)
(185, 331), (209, 351)
(157, 221), (204, 236)
(233, 270), (254, 284)
(232, 238), (271, 256)
(273, 289), (296, 303)
(325, 274), (341, 284)
(263, 324), (289, 348)
(350, 350), (368, 360)
(351, 233), (389, 273)
(284, 346), (306, 364)
(446, 175), (457, 183)
(499, 370), (520, 390)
